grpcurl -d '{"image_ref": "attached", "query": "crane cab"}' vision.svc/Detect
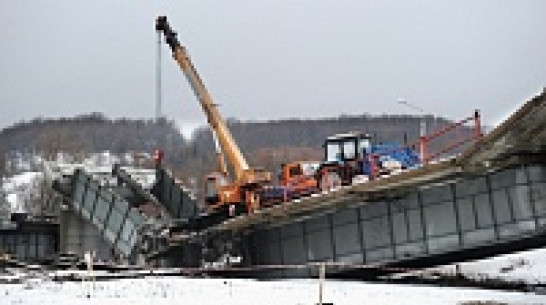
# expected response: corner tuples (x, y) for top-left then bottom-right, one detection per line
(279, 162), (319, 185)
(204, 172), (229, 206)
(280, 162), (320, 195)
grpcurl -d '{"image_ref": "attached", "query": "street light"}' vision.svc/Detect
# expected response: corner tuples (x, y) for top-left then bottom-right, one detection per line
(398, 99), (427, 138)
(398, 99), (430, 164)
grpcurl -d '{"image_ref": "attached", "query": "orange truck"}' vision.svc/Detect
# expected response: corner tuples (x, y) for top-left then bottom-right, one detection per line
(260, 162), (320, 206)
(280, 162), (320, 196)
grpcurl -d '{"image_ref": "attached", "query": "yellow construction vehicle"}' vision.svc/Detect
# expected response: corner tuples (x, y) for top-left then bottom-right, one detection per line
(156, 16), (271, 216)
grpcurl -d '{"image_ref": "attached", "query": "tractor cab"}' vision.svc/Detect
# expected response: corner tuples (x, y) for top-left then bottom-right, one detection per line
(324, 133), (371, 164)
(318, 133), (372, 188)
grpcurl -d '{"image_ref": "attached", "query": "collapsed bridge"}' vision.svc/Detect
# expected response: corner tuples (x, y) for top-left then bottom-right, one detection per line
(56, 89), (546, 277)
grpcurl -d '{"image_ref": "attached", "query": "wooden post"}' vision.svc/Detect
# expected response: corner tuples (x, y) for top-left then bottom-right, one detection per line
(318, 262), (325, 305)
(474, 110), (482, 139)
(84, 251), (94, 297)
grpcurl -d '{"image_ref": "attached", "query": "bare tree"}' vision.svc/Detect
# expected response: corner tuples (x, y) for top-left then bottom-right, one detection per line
(0, 152), (5, 178)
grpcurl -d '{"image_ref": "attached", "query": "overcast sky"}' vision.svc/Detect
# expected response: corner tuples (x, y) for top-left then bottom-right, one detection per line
(1, 1), (545, 134)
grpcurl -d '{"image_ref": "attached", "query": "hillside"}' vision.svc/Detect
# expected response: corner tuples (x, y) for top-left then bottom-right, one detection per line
(1, 113), (473, 184)
(0, 113), (187, 176)
(192, 114), (473, 177)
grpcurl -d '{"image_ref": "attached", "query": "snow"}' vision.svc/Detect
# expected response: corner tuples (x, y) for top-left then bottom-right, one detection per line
(456, 248), (546, 284)
(2, 171), (42, 214)
(1, 276), (545, 305)
(6, 193), (20, 213)
(175, 119), (206, 140)
(12, 172), (41, 185)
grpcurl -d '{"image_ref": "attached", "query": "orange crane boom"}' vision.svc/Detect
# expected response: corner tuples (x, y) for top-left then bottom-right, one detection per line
(156, 16), (270, 213)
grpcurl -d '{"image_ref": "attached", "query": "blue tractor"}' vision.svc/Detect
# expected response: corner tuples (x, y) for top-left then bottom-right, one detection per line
(317, 133), (420, 189)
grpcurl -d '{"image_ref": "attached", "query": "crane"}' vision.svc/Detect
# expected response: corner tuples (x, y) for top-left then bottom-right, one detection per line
(155, 16), (271, 216)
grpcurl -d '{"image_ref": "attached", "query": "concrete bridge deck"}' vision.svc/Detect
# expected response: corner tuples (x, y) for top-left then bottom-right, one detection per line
(183, 88), (546, 238)
(164, 89), (546, 277)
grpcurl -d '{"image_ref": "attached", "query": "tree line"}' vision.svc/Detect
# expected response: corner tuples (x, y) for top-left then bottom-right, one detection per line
(1, 112), (475, 194)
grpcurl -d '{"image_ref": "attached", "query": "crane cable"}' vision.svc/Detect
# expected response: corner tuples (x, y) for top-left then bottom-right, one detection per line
(156, 30), (162, 120)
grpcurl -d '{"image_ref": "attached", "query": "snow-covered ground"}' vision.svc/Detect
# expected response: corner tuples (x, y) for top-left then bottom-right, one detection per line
(2, 171), (42, 214)
(457, 247), (546, 284)
(1, 276), (545, 305)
